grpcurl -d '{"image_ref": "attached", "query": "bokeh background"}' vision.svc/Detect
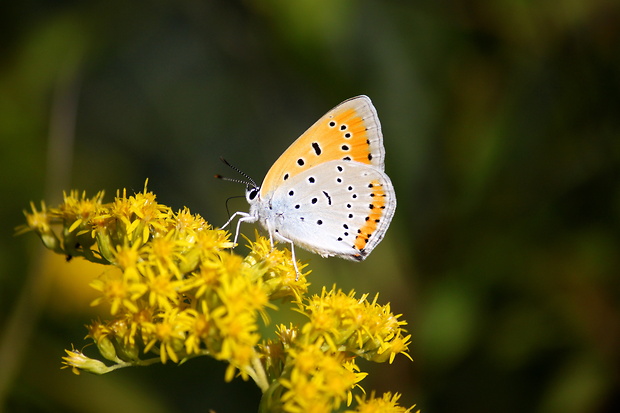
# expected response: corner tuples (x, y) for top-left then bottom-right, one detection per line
(1, 1), (619, 412)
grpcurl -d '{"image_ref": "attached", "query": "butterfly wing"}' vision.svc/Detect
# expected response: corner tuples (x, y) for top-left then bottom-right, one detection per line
(263, 160), (396, 261)
(260, 95), (385, 196)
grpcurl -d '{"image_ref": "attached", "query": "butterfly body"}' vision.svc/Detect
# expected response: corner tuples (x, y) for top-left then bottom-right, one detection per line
(224, 96), (396, 267)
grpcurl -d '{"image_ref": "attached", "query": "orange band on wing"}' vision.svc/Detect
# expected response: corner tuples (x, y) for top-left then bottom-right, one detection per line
(354, 179), (388, 251)
(338, 108), (373, 165)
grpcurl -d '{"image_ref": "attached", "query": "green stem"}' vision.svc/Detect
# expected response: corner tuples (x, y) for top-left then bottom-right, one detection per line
(251, 353), (269, 392)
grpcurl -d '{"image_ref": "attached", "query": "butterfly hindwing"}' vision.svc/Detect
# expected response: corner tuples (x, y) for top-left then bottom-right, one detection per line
(265, 160), (396, 261)
(260, 96), (385, 196)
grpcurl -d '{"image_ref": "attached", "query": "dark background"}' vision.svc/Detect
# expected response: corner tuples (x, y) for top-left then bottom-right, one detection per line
(1, 1), (619, 412)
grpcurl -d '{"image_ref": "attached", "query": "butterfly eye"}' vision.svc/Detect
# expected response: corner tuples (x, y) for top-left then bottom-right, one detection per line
(246, 187), (260, 202)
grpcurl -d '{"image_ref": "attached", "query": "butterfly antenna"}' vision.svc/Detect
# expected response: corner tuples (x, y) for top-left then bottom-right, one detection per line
(216, 157), (258, 188)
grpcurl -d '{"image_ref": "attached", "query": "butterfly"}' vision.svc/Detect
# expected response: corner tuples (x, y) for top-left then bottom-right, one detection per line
(220, 95), (396, 275)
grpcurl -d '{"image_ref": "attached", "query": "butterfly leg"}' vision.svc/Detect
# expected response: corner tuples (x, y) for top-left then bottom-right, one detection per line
(220, 211), (253, 246)
(265, 225), (300, 280)
(289, 241), (300, 280)
(220, 211), (247, 230)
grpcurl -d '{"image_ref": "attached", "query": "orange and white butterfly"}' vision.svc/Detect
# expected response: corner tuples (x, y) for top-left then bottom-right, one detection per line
(221, 95), (396, 272)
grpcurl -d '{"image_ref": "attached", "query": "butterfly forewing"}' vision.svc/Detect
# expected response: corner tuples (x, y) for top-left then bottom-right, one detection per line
(266, 160), (396, 261)
(260, 95), (385, 196)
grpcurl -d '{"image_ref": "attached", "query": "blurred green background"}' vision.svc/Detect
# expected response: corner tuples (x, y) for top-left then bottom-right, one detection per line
(1, 0), (619, 412)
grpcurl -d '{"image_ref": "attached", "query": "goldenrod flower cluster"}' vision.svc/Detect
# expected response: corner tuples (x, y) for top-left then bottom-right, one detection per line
(20, 182), (416, 413)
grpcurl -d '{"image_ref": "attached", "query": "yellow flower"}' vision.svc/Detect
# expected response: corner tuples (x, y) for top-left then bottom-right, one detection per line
(18, 201), (62, 252)
(194, 226), (235, 253)
(128, 313), (153, 345)
(244, 231), (309, 300)
(142, 265), (183, 310)
(62, 348), (112, 375)
(345, 392), (418, 413)
(173, 207), (206, 236)
(183, 309), (212, 355)
(223, 344), (255, 382)
(89, 268), (148, 315)
(19, 201), (51, 234)
(217, 266), (271, 319)
(85, 320), (119, 362)
(298, 287), (411, 363)
(215, 311), (260, 361)
(21, 182), (415, 412)
(112, 242), (142, 279)
(280, 341), (365, 412)
(182, 258), (224, 298)
(58, 189), (105, 233)
(143, 309), (188, 364)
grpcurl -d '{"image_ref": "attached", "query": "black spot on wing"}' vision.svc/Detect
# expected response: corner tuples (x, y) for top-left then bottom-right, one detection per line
(322, 191), (332, 205)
